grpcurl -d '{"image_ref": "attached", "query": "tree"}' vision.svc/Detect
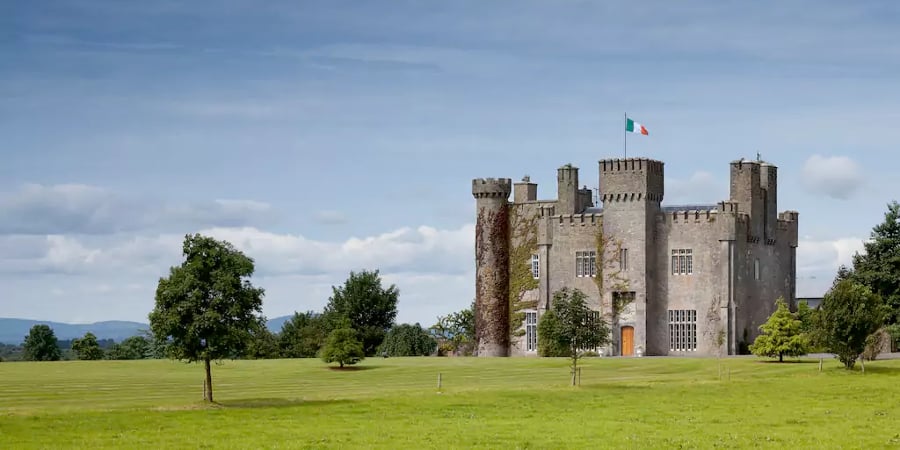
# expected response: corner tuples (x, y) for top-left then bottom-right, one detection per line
(320, 328), (365, 368)
(817, 278), (887, 369)
(536, 309), (568, 357)
(322, 270), (399, 356)
(245, 322), (281, 359)
(845, 201), (900, 324)
(538, 288), (610, 385)
(107, 335), (152, 360)
(71, 332), (105, 360)
(749, 297), (809, 362)
(279, 311), (329, 358)
(149, 233), (266, 402)
(429, 302), (476, 356)
(22, 324), (61, 361)
(378, 323), (437, 356)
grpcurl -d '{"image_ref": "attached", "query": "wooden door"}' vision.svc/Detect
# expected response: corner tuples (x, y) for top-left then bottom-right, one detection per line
(621, 326), (634, 356)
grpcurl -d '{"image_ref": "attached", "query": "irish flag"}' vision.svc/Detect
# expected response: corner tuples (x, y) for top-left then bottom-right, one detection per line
(626, 117), (648, 135)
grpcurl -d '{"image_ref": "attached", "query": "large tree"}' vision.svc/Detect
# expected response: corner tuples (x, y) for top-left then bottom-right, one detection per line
(817, 278), (888, 369)
(378, 323), (437, 356)
(538, 288), (611, 385)
(149, 233), (266, 402)
(22, 324), (61, 361)
(71, 332), (105, 360)
(847, 200), (900, 325)
(322, 270), (399, 356)
(749, 297), (809, 362)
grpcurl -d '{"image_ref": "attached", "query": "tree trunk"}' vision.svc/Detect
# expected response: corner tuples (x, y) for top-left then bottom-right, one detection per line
(571, 356), (577, 386)
(779, 352), (783, 363)
(204, 357), (213, 403)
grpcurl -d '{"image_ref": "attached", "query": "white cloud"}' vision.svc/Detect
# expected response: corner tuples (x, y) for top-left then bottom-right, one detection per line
(796, 235), (866, 297)
(0, 184), (273, 235)
(664, 171), (727, 205)
(801, 155), (864, 200)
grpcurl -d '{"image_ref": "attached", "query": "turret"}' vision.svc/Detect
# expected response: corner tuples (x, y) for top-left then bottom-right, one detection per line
(472, 177), (512, 357)
(760, 163), (777, 241)
(598, 157), (664, 204)
(730, 160), (764, 240)
(557, 164), (580, 214)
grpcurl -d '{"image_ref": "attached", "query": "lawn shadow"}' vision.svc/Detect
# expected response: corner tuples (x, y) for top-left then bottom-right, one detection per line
(855, 364), (900, 375)
(325, 365), (378, 371)
(217, 398), (355, 409)
(754, 359), (820, 364)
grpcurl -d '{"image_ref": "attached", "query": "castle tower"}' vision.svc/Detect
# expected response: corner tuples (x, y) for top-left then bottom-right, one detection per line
(472, 177), (512, 357)
(557, 164), (580, 215)
(730, 160), (764, 239)
(598, 158), (664, 356)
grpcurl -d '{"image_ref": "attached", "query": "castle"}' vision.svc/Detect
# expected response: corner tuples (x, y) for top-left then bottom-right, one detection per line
(472, 156), (799, 357)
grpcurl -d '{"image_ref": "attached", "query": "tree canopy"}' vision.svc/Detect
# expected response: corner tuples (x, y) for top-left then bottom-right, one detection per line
(430, 302), (475, 356)
(149, 233), (266, 402)
(322, 270), (399, 356)
(23, 324), (61, 361)
(538, 288), (610, 385)
(817, 278), (887, 369)
(378, 323), (437, 356)
(320, 327), (365, 368)
(847, 200), (900, 325)
(279, 311), (329, 358)
(749, 297), (809, 362)
(71, 332), (105, 360)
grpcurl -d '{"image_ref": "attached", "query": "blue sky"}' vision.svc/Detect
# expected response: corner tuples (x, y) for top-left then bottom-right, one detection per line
(2, 0), (899, 325)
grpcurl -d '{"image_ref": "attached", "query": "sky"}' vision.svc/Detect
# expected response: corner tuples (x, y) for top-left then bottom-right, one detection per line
(2, 0), (899, 326)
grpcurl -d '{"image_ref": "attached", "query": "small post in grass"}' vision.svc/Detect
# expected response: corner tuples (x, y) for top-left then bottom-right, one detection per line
(438, 372), (442, 390)
(819, 358), (823, 372)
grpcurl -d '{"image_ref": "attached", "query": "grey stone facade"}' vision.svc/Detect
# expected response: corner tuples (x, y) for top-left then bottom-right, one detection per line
(472, 157), (798, 357)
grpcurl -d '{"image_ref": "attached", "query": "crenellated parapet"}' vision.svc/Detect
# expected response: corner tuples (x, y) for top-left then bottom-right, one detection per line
(553, 213), (602, 227)
(599, 157), (665, 204)
(472, 178), (512, 199)
(777, 210), (799, 247)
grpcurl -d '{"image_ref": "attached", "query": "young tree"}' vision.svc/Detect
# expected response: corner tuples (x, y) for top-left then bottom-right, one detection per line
(749, 297), (809, 362)
(320, 327), (365, 368)
(22, 324), (61, 361)
(149, 234), (266, 402)
(322, 270), (399, 356)
(817, 278), (887, 369)
(539, 288), (610, 385)
(378, 323), (437, 356)
(71, 332), (105, 360)
(847, 200), (900, 325)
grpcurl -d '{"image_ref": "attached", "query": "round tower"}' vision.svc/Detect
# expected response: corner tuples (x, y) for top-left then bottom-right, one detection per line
(472, 177), (512, 357)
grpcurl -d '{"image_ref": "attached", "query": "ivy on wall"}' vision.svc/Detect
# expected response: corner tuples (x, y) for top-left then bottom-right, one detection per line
(474, 204), (510, 350)
(507, 205), (539, 339)
(592, 226), (631, 318)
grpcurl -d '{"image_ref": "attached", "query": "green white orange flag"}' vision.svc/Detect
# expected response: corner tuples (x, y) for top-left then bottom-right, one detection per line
(626, 117), (648, 135)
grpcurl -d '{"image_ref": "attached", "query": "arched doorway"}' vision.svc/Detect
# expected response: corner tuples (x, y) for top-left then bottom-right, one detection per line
(621, 326), (634, 356)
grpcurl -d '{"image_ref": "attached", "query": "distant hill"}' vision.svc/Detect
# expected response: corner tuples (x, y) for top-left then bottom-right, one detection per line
(0, 315), (297, 344)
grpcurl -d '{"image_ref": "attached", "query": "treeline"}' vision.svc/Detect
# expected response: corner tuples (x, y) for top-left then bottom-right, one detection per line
(2, 323), (169, 362)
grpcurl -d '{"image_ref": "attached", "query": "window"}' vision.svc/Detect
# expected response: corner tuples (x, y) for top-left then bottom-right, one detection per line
(525, 311), (538, 352)
(619, 248), (628, 271)
(668, 309), (697, 351)
(671, 249), (693, 275)
(754, 258), (760, 280)
(531, 254), (540, 279)
(576, 251), (596, 277)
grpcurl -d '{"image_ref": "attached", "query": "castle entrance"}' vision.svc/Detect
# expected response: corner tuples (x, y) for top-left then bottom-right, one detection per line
(621, 326), (634, 356)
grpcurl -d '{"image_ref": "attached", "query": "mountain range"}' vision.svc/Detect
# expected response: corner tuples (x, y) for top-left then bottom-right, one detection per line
(0, 315), (294, 345)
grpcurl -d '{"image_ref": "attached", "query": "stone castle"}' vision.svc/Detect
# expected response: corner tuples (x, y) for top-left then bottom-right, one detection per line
(472, 156), (799, 357)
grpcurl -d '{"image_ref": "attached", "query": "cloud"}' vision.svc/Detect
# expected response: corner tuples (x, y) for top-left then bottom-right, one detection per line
(801, 155), (864, 200)
(664, 171), (727, 205)
(0, 184), (273, 235)
(0, 223), (478, 325)
(795, 235), (865, 296)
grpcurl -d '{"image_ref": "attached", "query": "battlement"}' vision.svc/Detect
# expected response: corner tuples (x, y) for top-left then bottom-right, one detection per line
(667, 209), (718, 223)
(553, 213), (601, 226)
(472, 178), (512, 199)
(718, 201), (740, 214)
(599, 157), (664, 174)
(778, 210), (799, 222)
(598, 156), (665, 204)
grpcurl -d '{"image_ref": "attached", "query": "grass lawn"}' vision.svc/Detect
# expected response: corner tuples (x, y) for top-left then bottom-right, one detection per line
(1, 355), (899, 448)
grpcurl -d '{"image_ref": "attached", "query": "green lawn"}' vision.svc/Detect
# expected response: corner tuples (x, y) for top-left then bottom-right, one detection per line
(1, 356), (899, 448)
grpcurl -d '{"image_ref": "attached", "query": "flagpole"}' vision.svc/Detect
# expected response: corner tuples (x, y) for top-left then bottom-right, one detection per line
(624, 112), (627, 158)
